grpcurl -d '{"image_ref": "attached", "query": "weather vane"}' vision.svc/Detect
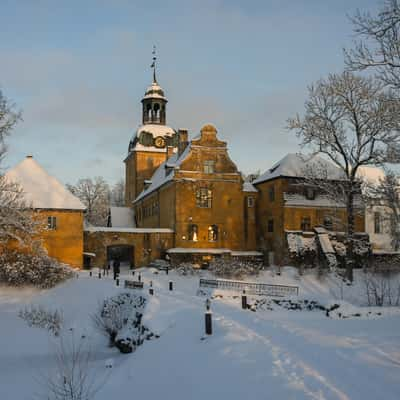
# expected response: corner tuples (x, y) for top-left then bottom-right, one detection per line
(151, 45), (157, 83)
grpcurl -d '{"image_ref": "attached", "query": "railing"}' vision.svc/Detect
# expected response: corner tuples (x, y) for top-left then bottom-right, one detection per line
(199, 278), (299, 297)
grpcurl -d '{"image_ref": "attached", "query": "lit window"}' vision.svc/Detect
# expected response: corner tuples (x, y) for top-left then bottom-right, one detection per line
(204, 160), (215, 174)
(267, 219), (274, 233)
(196, 188), (212, 208)
(188, 224), (198, 241)
(208, 225), (218, 242)
(374, 212), (381, 234)
(247, 197), (255, 207)
(47, 216), (57, 230)
(301, 217), (311, 231)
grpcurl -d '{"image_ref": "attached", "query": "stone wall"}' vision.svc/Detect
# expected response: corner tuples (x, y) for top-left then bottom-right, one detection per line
(84, 228), (175, 268)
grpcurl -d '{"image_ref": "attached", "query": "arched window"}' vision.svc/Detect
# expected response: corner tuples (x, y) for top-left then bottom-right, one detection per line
(146, 104), (152, 121)
(153, 103), (160, 122)
(208, 225), (218, 242)
(188, 224), (198, 241)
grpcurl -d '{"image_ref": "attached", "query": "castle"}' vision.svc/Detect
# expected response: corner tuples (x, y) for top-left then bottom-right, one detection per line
(8, 62), (392, 269)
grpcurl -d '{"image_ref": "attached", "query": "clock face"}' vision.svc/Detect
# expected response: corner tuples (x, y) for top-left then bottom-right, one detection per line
(154, 136), (166, 148)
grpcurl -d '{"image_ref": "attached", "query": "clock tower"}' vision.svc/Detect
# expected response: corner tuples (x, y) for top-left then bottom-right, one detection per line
(124, 50), (179, 206)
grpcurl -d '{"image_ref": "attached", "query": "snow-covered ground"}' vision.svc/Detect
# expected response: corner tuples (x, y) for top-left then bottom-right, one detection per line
(1, 266), (400, 400)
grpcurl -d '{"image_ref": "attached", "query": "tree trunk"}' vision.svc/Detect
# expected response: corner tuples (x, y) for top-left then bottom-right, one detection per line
(346, 190), (355, 282)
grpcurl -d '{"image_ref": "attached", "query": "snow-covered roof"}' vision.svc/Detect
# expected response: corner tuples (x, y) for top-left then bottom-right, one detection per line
(243, 182), (258, 192)
(109, 207), (135, 228)
(4, 156), (86, 210)
(357, 165), (385, 185)
(85, 227), (174, 233)
(134, 143), (192, 203)
(284, 193), (347, 208)
(136, 124), (176, 138)
(254, 153), (344, 184)
(142, 82), (167, 100)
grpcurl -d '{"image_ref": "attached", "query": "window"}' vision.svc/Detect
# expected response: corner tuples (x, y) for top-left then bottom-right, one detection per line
(208, 225), (218, 242)
(247, 197), (255, 207)
(305, 187), (316, 200)
(188, 224), (198, 241)
(204, 160), (215, 174)
(301, 217), (311, 231)
(374, 212), (381, 234)
(269, 186), (275, 201)
(47, 216), (57, 230)
(323, 216), (333, 230)
(196, 188), (212, 208)
(267, 219), (274, 233)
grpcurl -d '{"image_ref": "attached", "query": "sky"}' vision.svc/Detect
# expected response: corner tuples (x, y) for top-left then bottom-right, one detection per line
(0, 0), (380, 186)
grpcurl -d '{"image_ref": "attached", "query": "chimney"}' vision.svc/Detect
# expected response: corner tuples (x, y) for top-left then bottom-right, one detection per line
(178, 129), (189, 155)
(167, 145), (175, 159)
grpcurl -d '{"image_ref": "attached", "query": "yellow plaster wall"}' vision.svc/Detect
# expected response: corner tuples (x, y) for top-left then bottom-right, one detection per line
(38, 210), (84, 268)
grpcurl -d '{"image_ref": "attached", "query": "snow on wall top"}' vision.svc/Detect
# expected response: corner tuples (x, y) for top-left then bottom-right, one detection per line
(4, 156), (86, 210)
(253, 153), (344, 184)
(109, 207), (135, 228)
(85, 227), (174, 233)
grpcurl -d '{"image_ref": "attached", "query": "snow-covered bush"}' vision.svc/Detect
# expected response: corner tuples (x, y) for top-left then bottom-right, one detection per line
(19, 305), (63, 336)
(287, 233), (317, 271)
(0, 250), (74, 288)
(176, 262), (199, 276)
(92, 292), (156, 353)
(209, 258), (263, 279)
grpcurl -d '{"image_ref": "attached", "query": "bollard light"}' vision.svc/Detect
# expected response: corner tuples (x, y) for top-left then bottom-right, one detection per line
(205, 311), (212, 335)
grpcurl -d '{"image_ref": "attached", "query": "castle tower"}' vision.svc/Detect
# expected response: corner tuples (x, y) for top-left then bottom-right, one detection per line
(124, 49), (179, 206)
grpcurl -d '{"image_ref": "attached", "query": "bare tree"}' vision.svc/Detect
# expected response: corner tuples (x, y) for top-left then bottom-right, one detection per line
(110, 179), (125, 207)
(67, 177), (110, 226)
(0, 89), (41, 246)
(41, 334), (108, 400)
(345, 0), (400, 91)
(288, 72), (400, 281)
(0, 88), (21, 161)
(365, 169), (400, 250)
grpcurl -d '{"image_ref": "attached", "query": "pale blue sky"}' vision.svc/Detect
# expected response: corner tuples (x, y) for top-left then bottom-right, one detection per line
(0, 0), (379, 185)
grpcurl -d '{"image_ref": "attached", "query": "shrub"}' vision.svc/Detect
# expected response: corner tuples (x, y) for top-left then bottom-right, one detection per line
(209, 258), (263, 279)
(19, 305), (63, 336)
(92, 292), (156, 353)
(0, 250), (74, 288)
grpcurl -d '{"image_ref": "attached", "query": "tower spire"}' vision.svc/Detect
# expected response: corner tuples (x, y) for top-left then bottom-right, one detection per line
(150, 45), (157, 83)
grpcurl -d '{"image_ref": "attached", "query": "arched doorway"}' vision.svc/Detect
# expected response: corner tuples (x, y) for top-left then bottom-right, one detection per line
(107, 245), (135, 269)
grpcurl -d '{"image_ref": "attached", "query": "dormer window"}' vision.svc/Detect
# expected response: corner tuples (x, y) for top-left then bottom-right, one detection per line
(204, 160), (215, 174)
(305, 187), (316, 200)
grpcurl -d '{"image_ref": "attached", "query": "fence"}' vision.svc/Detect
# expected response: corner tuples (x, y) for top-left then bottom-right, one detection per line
(199, 278), (299, 297)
